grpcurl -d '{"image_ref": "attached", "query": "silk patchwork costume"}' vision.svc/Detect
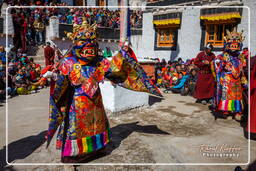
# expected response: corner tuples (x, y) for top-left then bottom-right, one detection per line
(212, 28), (247, 119)
(45, 22), (162, 162)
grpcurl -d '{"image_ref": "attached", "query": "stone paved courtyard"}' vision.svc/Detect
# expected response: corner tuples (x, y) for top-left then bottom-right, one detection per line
(0, 87), (255, 171)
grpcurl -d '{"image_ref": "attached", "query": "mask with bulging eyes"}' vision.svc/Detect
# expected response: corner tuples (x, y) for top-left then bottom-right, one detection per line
(223, 28), (245, 53)
(73, 41), (98, 61)
(225, 36), (242, 52)
(66, 22), (99, 61)
(81, 44), (97, 59)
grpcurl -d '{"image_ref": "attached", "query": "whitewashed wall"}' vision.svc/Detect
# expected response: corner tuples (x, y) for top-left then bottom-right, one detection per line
(100, 81), (149, 113)
(87, 0), (96, 6)
(178, 7), (202, 59)
(138, 12), (156, 59)
(130, 34), (142, 57)
(238, 7), (249, 51)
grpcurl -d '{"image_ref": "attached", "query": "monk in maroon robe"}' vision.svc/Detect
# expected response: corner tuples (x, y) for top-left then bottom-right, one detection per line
(194, 44), (216, 104)
(44, 42), (55, 66)
(245, 56), (256, 140)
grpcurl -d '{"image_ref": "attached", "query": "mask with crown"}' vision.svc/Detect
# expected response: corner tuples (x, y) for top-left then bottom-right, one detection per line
(223, 27), (245, 53)
(65, 21), (98, 61)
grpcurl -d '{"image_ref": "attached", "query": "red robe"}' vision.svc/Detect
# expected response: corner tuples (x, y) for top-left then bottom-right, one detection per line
(246, 56), (256, 139)
(44, 46), (55, 66)
(21, 20), (27, 52)
(194, 51), (215, 99)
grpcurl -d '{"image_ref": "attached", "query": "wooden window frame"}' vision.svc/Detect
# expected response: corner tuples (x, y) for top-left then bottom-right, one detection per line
(205, 21), (236, 47)
(156, 27), (175, 48)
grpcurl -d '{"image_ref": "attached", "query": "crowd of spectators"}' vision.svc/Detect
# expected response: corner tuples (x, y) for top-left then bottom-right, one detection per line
(0, 45), (44, 103)
(58, 8), (143, 29)
(154, 58), (198, 97)
(1, 0), (143, 53)
(5, 1), (69, 52)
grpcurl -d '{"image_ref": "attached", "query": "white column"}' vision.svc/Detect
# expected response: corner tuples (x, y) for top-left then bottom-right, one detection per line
(119, 0), (129, 43)
(48, 16), (59, 40)
(1, 4), (14, 35)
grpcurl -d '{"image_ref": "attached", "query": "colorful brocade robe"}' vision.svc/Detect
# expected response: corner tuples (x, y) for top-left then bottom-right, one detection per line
(46, 49), (162, 158)
(212, 53), (245, 113)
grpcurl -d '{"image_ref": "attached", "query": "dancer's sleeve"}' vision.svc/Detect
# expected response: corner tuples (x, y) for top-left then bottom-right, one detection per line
(105, 52), (162, 97)
(230, 61), (242, 79)
(211, 55), (223, 81)
(46, 60), (71, 148)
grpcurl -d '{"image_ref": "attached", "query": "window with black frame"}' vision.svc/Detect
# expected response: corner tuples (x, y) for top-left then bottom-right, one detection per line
(205, 23), (236, 47)
(157, 27), (175, 47)
(153, 12), (181, 50)
(200, 7), (242, 50)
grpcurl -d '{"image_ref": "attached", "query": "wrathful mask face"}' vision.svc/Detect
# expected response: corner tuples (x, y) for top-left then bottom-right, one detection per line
(73, 41), (98, 61)
(225, 34), (242, 51)
(81, 45), (97, 59)
(224, 28), (245, 53)
(66, 22), (99, 61)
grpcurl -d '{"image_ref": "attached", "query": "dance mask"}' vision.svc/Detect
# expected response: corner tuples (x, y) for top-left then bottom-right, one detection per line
(66, 21), (98, 61)
(224, 27), (245, 53)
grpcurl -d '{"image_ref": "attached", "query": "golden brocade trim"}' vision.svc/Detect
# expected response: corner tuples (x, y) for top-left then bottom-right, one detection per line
(153, 18), (181, 26)
(200, 12), (241, 21)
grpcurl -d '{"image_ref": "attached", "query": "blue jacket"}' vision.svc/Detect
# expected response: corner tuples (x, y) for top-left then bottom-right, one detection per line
(0, 52), (6, 63)
(173, 75), (189, 89)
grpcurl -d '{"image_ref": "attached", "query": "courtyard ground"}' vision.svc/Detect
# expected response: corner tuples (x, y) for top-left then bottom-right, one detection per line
(0, 87), (255, 171)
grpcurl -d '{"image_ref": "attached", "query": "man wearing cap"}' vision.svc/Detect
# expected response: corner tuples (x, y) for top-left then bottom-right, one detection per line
(194, 43), (216, 105)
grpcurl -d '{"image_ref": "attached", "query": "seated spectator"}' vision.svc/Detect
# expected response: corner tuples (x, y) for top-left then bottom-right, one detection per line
(162, 68), (172, 89)
(0, 46), (6, 65)
(178, 57), (184, 65)
(165, 72), (189, 94)
(0, 69), (5, 102)
(180, 64), (187, 75)
(181, 69), (197, 96)
(19, 54), (29, 66)
(8, 47), (17, 62)
(13, 69), (30, 95)
(155, 63), (163, 87)
(7, 63), (17, 97)
(172, 65), (181, 85)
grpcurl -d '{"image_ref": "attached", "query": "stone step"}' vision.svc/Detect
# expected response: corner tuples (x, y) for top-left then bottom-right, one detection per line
(34, 59), (45, 63)
(28, 56), (44, 61)
(27, 45), (45, 57)
(35, 60), (45, 68)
